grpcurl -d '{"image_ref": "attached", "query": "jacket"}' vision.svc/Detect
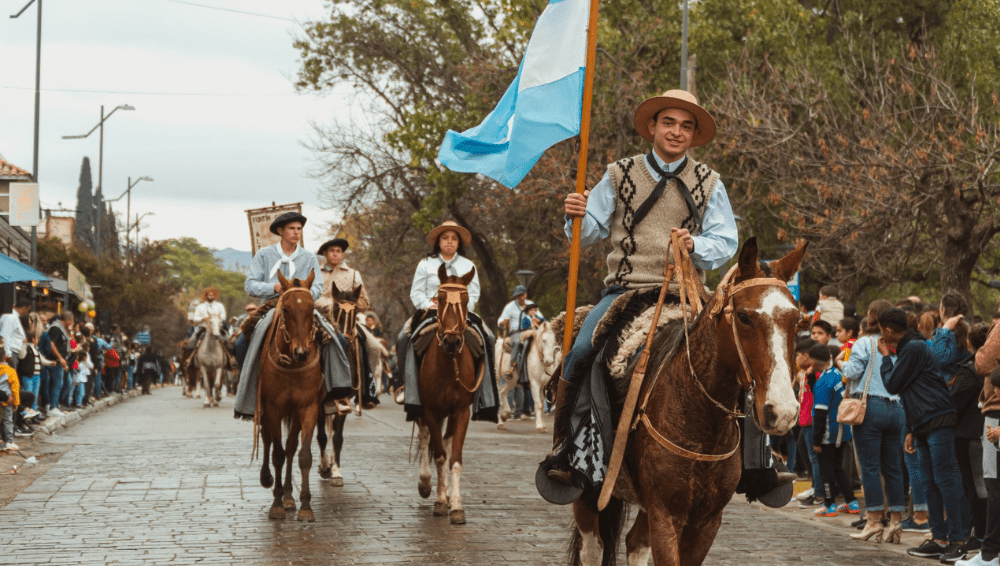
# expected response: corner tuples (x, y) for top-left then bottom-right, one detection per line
(882, 329), (957, 432)
(951, 359), (985, 440)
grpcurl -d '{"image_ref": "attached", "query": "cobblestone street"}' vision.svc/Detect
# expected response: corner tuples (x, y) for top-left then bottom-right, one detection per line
(1, 387), (931, 565)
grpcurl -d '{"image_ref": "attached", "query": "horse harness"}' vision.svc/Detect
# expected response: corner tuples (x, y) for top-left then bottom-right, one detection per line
(435, 282), (484, 394)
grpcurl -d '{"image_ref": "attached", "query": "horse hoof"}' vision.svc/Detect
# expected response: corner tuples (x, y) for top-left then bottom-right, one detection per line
(283, 498), (296, 511)
(297, 509), (315, 522)
(497, 423), (506, 430)
(330, 477), (344, 487)
(536, 426), (547, 433)
(449, 509), (466, 524)
(212, 402), (219, 407)
(318, 466), (331, 480)
(418, 481), (432, 499)
(433, 501), (450, 516)
(268, 506), (285, 520)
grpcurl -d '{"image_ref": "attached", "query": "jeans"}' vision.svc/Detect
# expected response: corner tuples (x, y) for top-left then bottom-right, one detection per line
(47, 365), (64, 411)
(21, 374), (40, 410)
(73, 382), (86, 406)
(916, 427), (971, 543)
(60, 371), (74, 406)
(852, 396), (907, 512)
(1, 405), (12, 444)
(38, 366), (51, 410)
(92, 367), (103, 398)
(800, 425), (823, 492)
(560, 287), (626, 383)
(234, 334), (249, 368)
(904, 426), (929, 512)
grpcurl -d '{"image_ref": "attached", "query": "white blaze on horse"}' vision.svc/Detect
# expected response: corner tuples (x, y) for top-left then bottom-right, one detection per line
(495, 321), (560, 433)
(193, 317), (227, 407)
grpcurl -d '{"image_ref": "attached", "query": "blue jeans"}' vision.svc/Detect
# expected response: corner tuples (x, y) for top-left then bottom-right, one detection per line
(852, 396), (907, 512)
(47, 365), (64, 411)
(904, 426), (929, 512)
(560, 287), (626, 383)
(22, 374), (40, 410)
(73, 382), (86, 406)
(234, 334), (249, 368)
(60, 371), (74, 405)
(92, 367), (103, 398)
(801, 425), (823, 492)
(916, 427), (971, 543)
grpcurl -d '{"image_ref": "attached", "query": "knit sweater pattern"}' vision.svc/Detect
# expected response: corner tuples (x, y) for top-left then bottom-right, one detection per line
(604, 154), (719, 289)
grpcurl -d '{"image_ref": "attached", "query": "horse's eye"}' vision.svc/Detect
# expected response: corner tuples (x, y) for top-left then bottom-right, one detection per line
(737, 312), (751, 326)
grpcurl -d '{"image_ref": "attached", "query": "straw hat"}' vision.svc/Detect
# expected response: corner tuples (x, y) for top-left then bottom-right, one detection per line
(632, 89), (716, 147)
(200, 287), (220, 301)
(426, 220), (472, 247)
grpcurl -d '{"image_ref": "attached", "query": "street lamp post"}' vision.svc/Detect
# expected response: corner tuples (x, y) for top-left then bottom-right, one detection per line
(123, 176), (153, 262)
(62, 103), (135, 258)
(11, 0), (43, 267)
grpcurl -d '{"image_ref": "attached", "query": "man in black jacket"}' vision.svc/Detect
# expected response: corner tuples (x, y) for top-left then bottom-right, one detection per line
(880, 308), (970, 560)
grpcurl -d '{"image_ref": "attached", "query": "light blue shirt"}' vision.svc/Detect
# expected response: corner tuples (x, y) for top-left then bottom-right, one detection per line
(564, 153), (738, 271)
(245, 244), (324, 301)
(841, 334), (899, 400)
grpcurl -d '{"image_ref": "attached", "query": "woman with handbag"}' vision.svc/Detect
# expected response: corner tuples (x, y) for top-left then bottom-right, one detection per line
(838, 298), (908, 543)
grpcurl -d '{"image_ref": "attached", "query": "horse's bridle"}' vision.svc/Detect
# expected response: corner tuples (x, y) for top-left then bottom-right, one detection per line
(436, 283), (468, 353)
(270, 287), (320, 369)
(331, 300), (358, 343)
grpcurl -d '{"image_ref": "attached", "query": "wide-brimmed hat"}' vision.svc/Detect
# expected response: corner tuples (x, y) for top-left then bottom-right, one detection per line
(269, 211), (307, 235)
(200, 287), (220, 301)
(511, 285), (527, 299)
(426, 220), (472, 247)
(318, 238), (349, 255)
(633, 89), (716, 147)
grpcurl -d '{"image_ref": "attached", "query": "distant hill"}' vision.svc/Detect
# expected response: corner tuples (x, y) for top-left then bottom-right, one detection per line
(212, 248), (253, 274)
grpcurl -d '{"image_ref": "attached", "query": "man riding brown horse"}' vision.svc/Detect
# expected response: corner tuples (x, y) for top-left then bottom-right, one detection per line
(541, 88), (794, 506)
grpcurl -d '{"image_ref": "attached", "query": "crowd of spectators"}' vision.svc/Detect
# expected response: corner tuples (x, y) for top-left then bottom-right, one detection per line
(781, 286), (1000, 565)
(0, 298), (174, 450)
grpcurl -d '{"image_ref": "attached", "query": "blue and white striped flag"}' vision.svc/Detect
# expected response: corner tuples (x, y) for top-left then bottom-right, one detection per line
(437, 0), (590, 188)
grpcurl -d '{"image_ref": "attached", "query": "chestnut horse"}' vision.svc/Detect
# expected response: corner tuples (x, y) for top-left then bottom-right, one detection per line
(568, 238), (805, 566)
(416, 265), (479, 525)
(257, 271), (323, 522)
(317, 282), (363, 487)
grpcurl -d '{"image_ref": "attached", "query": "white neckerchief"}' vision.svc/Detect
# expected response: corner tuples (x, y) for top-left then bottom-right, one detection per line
(269, 244), (301, 279)
(439, 254), (459, 277)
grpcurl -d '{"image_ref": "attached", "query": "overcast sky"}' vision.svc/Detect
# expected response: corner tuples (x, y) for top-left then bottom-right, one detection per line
(0, 0), (363, 252)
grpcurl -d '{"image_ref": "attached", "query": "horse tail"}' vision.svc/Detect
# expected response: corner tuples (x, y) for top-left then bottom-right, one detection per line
(566, 497), (628, 566)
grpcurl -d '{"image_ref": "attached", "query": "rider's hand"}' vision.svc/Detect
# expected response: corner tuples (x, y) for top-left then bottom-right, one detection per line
(273, 283), (282, 293)
(672, 228), (694, 252)
(564, 191), (588, 218)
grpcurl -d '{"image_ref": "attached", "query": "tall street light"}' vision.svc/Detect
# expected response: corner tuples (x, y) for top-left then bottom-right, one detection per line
(11, 0), (43, 267)
(104, 175), (152, 268)
(62, 103), (135, 258)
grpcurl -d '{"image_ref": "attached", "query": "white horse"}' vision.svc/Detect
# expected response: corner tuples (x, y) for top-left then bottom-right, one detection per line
(495, 321), (560, 433)
(193, 317), (226, 407)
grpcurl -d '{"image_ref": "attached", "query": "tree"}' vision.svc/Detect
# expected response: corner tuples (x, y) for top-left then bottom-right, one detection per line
(161, 238), (249, 319)
(73, 157), (95, 251)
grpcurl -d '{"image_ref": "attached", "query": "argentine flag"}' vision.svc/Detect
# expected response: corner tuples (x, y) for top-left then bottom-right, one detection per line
(437, 0), (590, 188)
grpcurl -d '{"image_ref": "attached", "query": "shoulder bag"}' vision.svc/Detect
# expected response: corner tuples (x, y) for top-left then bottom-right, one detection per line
(837, 337), (875, 426)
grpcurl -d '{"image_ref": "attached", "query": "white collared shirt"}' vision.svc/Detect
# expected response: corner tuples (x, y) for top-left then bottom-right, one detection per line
(410, 254), (480, 312)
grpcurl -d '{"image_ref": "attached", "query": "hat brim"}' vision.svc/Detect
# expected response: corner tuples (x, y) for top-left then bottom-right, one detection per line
(426, 225), (472, 247)
(318, 238), (349, 255)
(633, 96), (716, 147)
(269, 213), (308, 235)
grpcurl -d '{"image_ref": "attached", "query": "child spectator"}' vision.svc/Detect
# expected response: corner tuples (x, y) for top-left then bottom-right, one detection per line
(794, 338), (824, 507)
(951, 323), (991, 559)
(809, 343), (858, 517)
(796, 294), (818, 337)
(0, 336), (20, 451)
(814, 285), (845, 328)
(880, 308), (969, 561)
(836, 317), (860, 363)
(16, 331), (50, 411)
(811, 320), (834, 346)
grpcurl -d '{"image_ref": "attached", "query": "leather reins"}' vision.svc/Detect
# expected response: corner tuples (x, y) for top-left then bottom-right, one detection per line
(435, 282), (481, 393)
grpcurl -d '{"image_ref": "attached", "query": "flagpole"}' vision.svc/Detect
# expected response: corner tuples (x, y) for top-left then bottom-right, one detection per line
(557, 0), (601, 410)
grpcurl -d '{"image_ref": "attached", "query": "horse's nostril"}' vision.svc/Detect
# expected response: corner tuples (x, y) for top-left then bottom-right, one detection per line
(763, 403), (778, 429)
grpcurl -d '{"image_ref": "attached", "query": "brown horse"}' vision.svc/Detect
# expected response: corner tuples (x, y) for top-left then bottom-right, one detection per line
(257, 270), (323, 522)
(568, 238), (805, 565)
(317, 281), (363, 486)
(416, 264), (480, 525)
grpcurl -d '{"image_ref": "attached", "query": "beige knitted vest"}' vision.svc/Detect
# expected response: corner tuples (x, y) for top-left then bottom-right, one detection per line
(604, 154), (720, 289)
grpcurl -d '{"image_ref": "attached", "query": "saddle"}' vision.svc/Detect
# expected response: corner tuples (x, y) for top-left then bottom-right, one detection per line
(411, 312), (485, 362)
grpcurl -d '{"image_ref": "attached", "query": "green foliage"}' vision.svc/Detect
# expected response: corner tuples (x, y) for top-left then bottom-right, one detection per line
(161, 238), (248, 317)
(73, 157), (95, 251)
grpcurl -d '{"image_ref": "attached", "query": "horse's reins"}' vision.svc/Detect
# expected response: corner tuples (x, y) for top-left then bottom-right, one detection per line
(436, 282), (483, 393)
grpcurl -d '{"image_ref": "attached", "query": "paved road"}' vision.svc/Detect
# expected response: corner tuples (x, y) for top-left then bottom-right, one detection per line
(1, 387), (929, 565)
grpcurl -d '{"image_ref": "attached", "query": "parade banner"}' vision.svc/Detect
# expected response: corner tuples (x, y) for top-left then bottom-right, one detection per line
(46, 216), (75, 246)
(245, 202), (303, 255)
(67, 263), (87, 298)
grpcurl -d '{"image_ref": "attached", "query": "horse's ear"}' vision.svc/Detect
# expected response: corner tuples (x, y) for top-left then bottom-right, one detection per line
(460, 267), (476, 287)
(304, 270), (315, 289)
(277, 270), (290, 290)
(331, 281), (340, 297)
(769, 239), (808, 283)
(734, 238), (760, 282)
(352, 284), (363, 302)
(437, 263), (448, 282)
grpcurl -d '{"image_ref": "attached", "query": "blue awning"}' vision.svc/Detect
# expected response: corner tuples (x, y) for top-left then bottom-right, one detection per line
(0, 252), (51, 284)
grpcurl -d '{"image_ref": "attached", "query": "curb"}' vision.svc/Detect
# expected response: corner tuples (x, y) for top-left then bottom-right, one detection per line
(29, 388), (152, 437)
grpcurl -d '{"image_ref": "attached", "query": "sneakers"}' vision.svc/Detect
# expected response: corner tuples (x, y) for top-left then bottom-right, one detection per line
(22, 408), (40, 419)
(902, 517), (932, 532)
(2, 442), (19, 451)
(837, 500), (861, 514)
(964, 539), (983, 555)
(814, 503), (838, 517)
(941, 542), (970, 564)
(957, 552), (999, 566)
(908, 540), (948, 558)
(798, 495), (823, 508)
(796, 487), (814, 501)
